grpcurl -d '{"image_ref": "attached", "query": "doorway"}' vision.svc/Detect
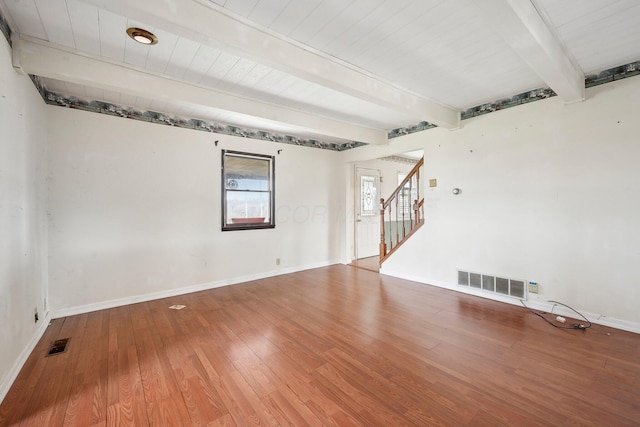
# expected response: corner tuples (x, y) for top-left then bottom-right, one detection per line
(350, 151), (424, 272)
(354, 167), (380, 269)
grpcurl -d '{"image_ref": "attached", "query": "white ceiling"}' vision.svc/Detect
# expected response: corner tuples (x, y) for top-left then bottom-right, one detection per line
(2, 0), (640, 148)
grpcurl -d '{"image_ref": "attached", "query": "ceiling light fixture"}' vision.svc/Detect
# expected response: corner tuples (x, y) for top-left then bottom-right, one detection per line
(126, 27), (158, 45)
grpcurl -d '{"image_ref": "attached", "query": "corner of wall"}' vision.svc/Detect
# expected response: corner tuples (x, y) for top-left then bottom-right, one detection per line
(0, 312), (51, 403)
(0, 27), (50, 404)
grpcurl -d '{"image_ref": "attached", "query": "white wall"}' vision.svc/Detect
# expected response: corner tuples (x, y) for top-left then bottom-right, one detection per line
(375, 76), (640, 332)
(47, 107), (344, 315)
(0, 37), (49, 400)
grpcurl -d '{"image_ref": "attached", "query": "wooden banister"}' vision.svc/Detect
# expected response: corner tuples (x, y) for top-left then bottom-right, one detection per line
(379, 197), (387, 258)
(379, 157), (425, 264)
(381, 157), (423, 210)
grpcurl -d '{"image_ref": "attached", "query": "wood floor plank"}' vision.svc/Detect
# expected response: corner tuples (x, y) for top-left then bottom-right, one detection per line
(43, 315), (92, 426)
(297, 380), (363, 427)
(261, 388), (321, 427)
(164, 337), (227, 425)
(2, 265), (639, 426)
(63, 311), (110, 427)
(16, 351), (71, 426)
(205, 413), (236, 426)
(106, 344), (150, 427)
(146, 395), (192, 427)
(213, 371), (276, 426)
(130, 329), (171, 405)
(322, 347), (474, 425)
(313, 363), (411, 426)
(0, 318), (64, 426)
(232, 357), (279, 398)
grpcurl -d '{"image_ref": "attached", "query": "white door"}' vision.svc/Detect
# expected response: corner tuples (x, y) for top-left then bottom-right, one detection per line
(355, 167), (380, 259)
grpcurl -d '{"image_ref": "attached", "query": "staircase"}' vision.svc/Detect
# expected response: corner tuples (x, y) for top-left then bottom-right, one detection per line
(379, 157), (424, 264)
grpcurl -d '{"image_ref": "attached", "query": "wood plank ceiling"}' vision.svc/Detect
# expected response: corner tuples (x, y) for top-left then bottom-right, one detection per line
(2, 0), (640, 148)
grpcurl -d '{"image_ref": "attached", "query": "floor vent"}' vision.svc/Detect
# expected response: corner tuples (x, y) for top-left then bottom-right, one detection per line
(458, 270), (526, 299)
(46, 338), (70, 357)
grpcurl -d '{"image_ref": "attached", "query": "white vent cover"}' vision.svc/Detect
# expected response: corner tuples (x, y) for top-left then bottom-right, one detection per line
(458, 270), (526, 299)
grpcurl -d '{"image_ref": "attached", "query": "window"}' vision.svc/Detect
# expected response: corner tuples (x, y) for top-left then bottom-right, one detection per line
(360, 174), (378, 216)
(222, 150), (275, 231)
(397, 172), (417, 215)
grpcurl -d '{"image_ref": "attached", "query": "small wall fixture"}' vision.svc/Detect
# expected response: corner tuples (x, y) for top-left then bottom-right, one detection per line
(452, 188), (461, 195)
(126, 27), (158, 45)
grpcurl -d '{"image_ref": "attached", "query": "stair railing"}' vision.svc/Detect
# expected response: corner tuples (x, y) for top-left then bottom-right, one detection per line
(379, 157), (424, 263)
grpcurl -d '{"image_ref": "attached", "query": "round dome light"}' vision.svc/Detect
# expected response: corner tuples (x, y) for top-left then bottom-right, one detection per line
(126, 27), (158, 45)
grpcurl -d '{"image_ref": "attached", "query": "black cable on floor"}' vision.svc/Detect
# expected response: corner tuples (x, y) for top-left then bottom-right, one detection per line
(521, 299), (592, 330)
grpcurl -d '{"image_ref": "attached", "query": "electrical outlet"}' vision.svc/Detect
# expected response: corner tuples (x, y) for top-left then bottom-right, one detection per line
(276, 258), (280, 266)
(528, 281), (539, 294)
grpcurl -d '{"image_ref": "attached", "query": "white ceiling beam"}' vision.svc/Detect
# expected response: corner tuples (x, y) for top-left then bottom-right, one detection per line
(15, 37), (388, 144)
(477, 0), (584, 104)
(78, 0), (460, 129)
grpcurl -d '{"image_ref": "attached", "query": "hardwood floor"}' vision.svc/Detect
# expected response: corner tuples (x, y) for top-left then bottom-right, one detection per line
(349, 256), (379, 273)
(1, 265), (639, 426)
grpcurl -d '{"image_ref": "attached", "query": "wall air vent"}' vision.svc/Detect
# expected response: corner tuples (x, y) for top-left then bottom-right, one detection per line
(510, 280), (525, 299)
(458, 270), (469, 286)
(482, 275), (495, 292)
(470, 272), (482, 289)
(458, 270), (527, 300)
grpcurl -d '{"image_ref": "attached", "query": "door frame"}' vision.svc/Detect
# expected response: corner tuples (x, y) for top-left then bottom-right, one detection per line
(353, 165), (380, 261)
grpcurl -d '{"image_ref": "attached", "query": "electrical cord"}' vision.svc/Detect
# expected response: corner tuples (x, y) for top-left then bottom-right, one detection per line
(521, 300), (592, 330)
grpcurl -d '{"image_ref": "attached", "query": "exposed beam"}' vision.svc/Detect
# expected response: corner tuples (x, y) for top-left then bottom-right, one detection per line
(15, 37), (388, 144)
(477, 0), (585, 104)
(79, 0), (460, 129)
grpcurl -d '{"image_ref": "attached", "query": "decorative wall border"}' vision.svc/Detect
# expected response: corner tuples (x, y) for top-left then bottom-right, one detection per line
(40, 87), (366, 151)
(388, 121), (437, 139)
(388, 60), (640, 139)
(460, 87), (556, 120)
(0, 7), (11, 46)
(379, 154), (419, 165)
(584, 61), (640, 87)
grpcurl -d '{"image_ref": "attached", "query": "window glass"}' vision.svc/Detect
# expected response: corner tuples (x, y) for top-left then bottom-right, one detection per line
(397, 172), (417, 215)
(360, 175), (377, 216)
(222, 150), (275, 230)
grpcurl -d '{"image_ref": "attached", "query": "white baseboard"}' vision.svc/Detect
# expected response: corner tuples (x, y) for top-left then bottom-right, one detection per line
(381, 268), (640, 335)
(522, 299), (640, 334)
(52, 260), (341, 319)
(0, 311), (52, 404)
